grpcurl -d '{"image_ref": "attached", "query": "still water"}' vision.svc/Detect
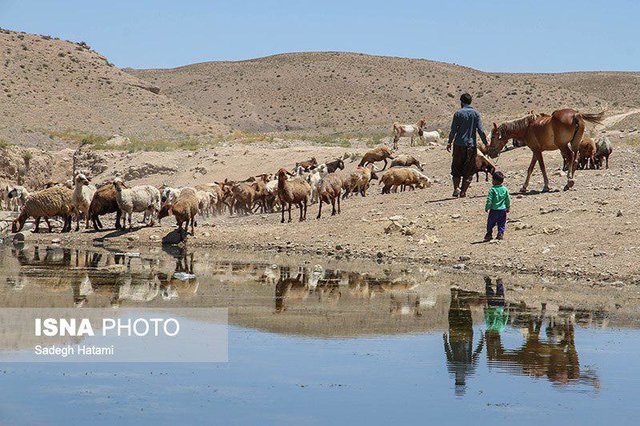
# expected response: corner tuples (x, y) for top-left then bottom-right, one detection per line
(0, 244), (638, 425)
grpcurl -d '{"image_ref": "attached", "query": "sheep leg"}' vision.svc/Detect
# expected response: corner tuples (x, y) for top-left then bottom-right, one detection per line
(33, 217), (41, 233)
(317, 198), (323, 219)
(382, 159), (388, 170)
(337, 193), (341, 214)
(330, 196), (336, 216)
(190, 216), (195, 236)
(287, 203), (292, 223)
(45, 218), (52, 233)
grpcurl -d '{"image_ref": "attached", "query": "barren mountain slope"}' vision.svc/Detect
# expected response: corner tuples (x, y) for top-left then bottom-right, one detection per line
(131, 52), (632, 133)
(0, 29), (228, 148)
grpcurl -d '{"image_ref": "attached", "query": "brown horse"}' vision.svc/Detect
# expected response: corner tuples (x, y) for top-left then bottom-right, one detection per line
(483, 109), (604, 192)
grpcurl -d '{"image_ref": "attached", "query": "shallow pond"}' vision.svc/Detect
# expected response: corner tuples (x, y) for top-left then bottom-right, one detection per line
(0, 244), (638, 425)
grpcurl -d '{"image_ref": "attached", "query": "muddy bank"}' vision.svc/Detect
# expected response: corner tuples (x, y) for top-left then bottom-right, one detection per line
(2, 139), (640, 288)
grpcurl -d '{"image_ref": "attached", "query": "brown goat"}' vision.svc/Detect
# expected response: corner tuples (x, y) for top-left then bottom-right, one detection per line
(295, 157), (317, 171)
(390, 154), (424, 171)
(475, 149), (496, 182)
(87, 183), (122, 230)
(277, 168), (312, 223)
(317, 174), (342, 219)
(158, 188), (199, 236)
(577, 137), (596, 170)
(342, 164), (379, 199)
(380, 168), (431, 194)
(358, 146), (395, 170)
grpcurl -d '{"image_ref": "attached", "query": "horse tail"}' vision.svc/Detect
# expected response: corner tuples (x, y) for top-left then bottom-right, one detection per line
(577, 110), (605, 125)
(569, 114), (582, 145)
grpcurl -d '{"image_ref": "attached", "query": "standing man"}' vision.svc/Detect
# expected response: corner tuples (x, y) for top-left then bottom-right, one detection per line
(446, 93), (488, 197)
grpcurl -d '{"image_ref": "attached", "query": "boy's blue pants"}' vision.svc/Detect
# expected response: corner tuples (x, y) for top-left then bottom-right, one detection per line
(487, 209), (507, 234)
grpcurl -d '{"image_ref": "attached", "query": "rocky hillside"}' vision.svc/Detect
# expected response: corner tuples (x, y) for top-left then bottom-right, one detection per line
(131, 52), (637, 133)
(0, 29), (228, 149)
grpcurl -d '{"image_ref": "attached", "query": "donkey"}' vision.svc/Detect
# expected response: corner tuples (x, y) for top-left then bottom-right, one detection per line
(392, 118), (428, 150)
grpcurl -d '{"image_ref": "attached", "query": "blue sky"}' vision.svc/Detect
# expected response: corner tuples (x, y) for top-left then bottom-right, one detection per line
(1, 0), (636, 72)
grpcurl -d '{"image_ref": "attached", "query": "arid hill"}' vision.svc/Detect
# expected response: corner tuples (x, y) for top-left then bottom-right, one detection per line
(0, 29), (228, 149)
(131, 52), (638, 133)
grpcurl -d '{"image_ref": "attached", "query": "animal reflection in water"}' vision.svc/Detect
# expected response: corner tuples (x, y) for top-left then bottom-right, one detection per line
(444, 277), (600, 395)
(8, 246), (198, 306)
(274, 266), (424, 314)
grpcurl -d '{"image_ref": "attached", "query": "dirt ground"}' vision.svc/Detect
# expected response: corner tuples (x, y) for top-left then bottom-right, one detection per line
(6, 135), (640, 289)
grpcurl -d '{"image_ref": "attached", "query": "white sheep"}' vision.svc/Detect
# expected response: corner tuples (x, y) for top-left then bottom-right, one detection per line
(306, 164), (328, 204)
(161, 186), (182, 205)
(72, 173), (97, 231)
(159, 186), (182, 224)
(113, 178), (161, 230)
(7, 186), (30, 211)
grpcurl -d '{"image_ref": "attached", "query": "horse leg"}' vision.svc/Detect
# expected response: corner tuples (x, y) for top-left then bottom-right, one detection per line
(535, 151), (550, 192)
(521, 153), (538, 193)
(561, 146), (576, 191)
(565, 123), (584, 189)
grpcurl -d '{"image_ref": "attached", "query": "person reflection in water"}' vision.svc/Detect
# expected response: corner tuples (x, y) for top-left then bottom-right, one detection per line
(484, 277), (508, 333)
(443, 288), (484, 396)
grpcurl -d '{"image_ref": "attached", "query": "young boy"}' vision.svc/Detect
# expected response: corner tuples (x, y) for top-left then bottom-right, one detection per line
(484, 171), (511, 241)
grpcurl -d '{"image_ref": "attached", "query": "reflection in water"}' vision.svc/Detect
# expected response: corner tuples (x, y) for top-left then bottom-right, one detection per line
(274, 266), (424, 315)
(0, 245), (612, 393)
(443, 287), (485, 396)
(444, 277), (600, 395)
(7, 245), (200, 308)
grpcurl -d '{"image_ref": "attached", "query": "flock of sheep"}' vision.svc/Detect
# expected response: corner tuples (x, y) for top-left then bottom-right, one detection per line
(0, 129), (613, 238)
(2, 143), (469, 236)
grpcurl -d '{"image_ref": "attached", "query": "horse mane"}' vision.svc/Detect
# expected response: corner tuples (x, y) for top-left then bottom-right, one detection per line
(498, 112), (547, 136)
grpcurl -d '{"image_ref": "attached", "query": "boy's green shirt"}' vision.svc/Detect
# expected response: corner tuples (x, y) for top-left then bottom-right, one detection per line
(485, 184), (511, 210)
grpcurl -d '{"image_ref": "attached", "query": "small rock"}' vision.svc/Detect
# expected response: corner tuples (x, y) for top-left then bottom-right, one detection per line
(616, 210), (623, 217)
(459, 255), (471, 261)
(450, 214), (461, 219)
(127, 235), (140, 242)
(452, 263), (466, 270)
(376, 251), (384, 258)
(51, 238), (61, 244)
(514, 223), (531, 231)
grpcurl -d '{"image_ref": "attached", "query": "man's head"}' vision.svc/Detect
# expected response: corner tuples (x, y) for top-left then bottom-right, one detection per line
(460, 93), (472, 107)
(492, 171), (505, 186)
